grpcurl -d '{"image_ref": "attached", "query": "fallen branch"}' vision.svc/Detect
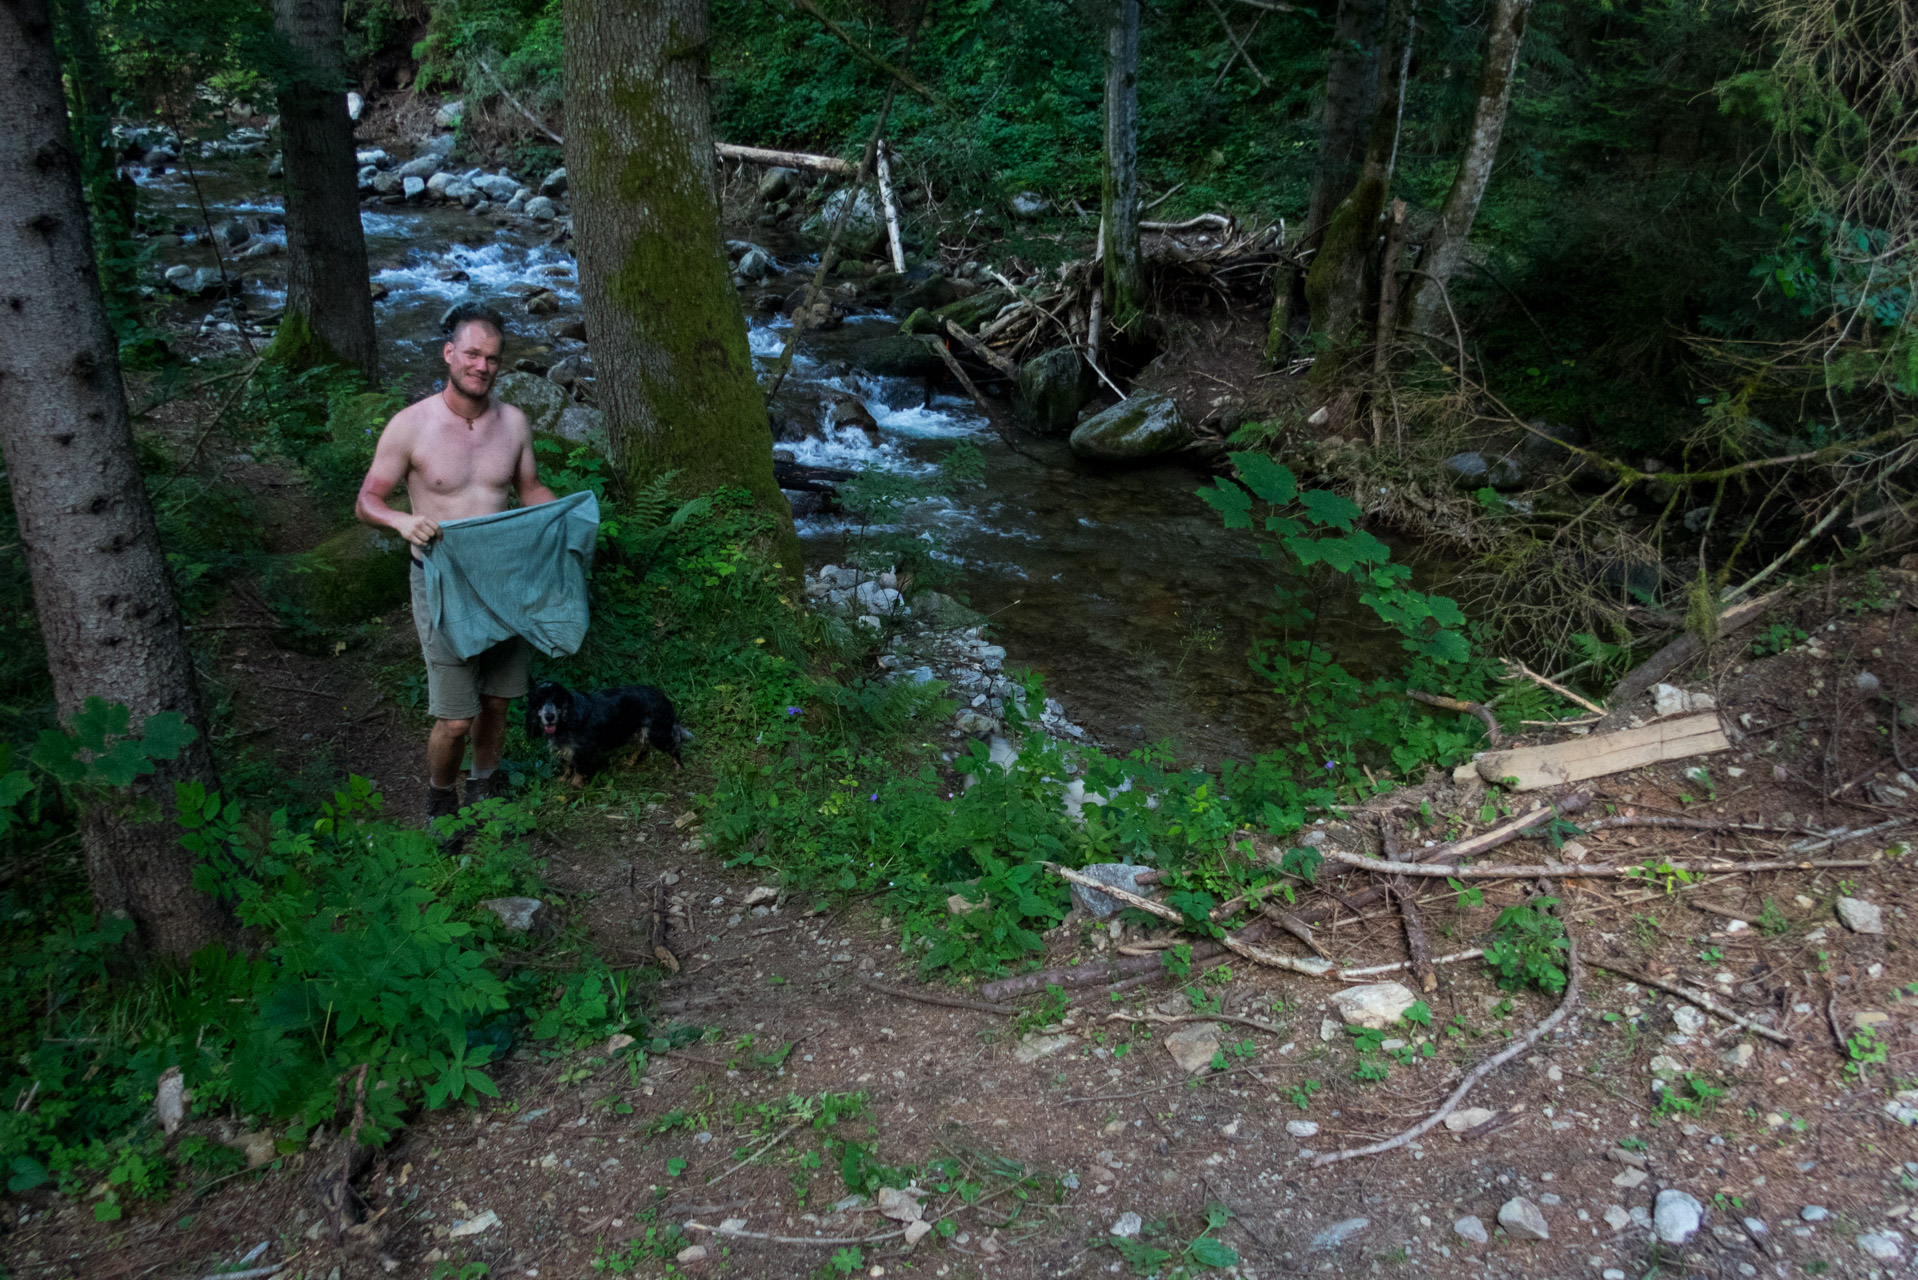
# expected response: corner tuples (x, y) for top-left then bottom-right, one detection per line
(980, 942), (1227, 1002)
(704, 1120), (803, 1188)
(1585, 958), (1792, 1046)
(1503, 660), (1607, 717)
(874, 139), (906, 274)
(1339, 948), (1485, 979)
(1203, 0), (1272, 87)
(1688, 901), (1758, 926)
(1042, 863), (1335, 977)
(1592, 591), (1782, 731)
(476, 58), (564, 146)
(1407, 690), (1500, 746)
(1064, 1063), (1269, 1104)
(1141, 213), (1235, 234)
(1319, 849), (1878, 879)
(787, 0), (947, 105)
(686, 1220), (907, 1246)
(925, 335), (1032, 459)
(1313, 928), (1584, 1166)
(1382, 823), (1438, 993)
(716, 141), (855, 176)
(857, 977), (1013, 1016)
(943, 317), (1020, 379)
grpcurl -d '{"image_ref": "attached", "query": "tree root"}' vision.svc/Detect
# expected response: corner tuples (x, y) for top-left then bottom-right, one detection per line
(857, 976), (1014, 1016)
(1586, 957), (1792, 1045)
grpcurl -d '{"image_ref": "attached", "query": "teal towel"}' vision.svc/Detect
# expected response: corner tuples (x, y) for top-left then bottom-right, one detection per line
(419, 490), (599, 660)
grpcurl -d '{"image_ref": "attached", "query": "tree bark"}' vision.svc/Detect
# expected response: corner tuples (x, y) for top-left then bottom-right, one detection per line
(564, 0), (798, 563)
(1304, 0), (1387, 249)
(1303, 0), (1415, 368)
(269, 0), (378, 379)
(1404, 0), (1532, 336)
(0, 0), (228, 959)
(1100, 0), (1146, 338)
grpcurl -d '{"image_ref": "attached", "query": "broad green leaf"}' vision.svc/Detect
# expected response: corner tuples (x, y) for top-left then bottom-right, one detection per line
(1299, 489), (1361, 531)
(1188, 1236), (1240, 1267)
(1197, 479), (1253, 529)
(1230, 452), (1297, 505)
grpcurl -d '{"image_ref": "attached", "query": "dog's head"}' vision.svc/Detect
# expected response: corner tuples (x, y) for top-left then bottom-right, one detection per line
(526, 682), (571, 739)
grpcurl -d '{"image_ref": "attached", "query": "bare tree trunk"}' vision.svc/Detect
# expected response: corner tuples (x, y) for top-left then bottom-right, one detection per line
(0, 0), (228, 960)
(1404, 0), (1532, 336)
(269, 0), (379, 379)
(1304, 0), (1415, 370)
(1101, 0), (1146, 338)
(1304, 0), (1387, 249)
(563, 0), (798, 563)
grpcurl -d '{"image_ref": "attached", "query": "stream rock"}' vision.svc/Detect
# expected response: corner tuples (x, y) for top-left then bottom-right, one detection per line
(1013, 347), (1095, 434)
(396, 154), (440, 179)
(493, 371), (569, 434)
(522, 195), (557, 221)
(1069, 393), (1191, 463)
(849, 334), (944, 380)
(539, 166), (567, 196)
(1329, 981), (1419, 1029)
(802, 187), (883, 252)
(1008, 191), (1050, 220)
(1653, 1190), (1704, 1244)
(895, 274), (963, 314)
(434, 99), (464, 128)
(1442, 450), (1525, 490)
(402, 175), (427, 201)
(474, 173), (520, 203)
(756, 166), (797, 202)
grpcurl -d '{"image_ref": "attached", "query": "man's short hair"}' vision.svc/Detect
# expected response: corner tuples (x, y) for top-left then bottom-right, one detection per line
(443, 301), (506, 345)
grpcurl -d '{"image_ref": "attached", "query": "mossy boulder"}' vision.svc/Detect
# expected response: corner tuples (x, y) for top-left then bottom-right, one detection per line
(293, 524), (412, 626)
(895, 274), (962, 314)
(1068, 393), (1192, 463)
(493, 371), (568, 434)
(1013, 347), (1095, 434)
(849, 334), (945, 380)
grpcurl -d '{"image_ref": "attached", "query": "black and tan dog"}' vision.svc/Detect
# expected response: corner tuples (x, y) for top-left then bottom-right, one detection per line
(525, 682), (690, 781)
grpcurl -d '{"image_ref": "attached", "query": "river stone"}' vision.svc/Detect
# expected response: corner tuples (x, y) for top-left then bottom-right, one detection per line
(1519, 418), (1587, 462)
(1309, 1218), (1370, 1251)
(895, 274), (963, 314)
(1857, 1232), (1904, 1261)
(425, 170), (456, 198)
(396, 154), (439, 179)
(932, 287), (1014, 335)
(292, 524), (412, 626)
(1653, 1190), (1703, 1244)
(434, 98), (464, 128)
(371, 172), (404, 197)
(357, 164), (379, 191)
(1013, 347), (1095, 434)
(1008, 191), (1050, 220)
(802, 187), (883, 252)
(849, 334), (945, 380)
(480, 897), (542, 931)
(536, 166), (566, 196)
(355, 147), (388, 168)
(1498, 1197), (1549, 1241)
(1070, 394), (1192, 463)
(493, 371), (569, 434)
(756, 166), (797, 202)
(422, 132), (457, 158)
(1330, 981), (1420, 1030)
(1454, 1216), (1489, 1245)
(738, 247), (775, 281)
(474, 173), (519, 203)
(1443, 1107), (1497, 1132)
(346, 90), (364, 121)
(1063, 862), (1155, 919)
(1164, 1022), (1221, 1074)
(402, 175), (427, 200)
(1442, 450), (1525, 490)
(442, 178), (479, 205)
(522, 195), (557, 221)
(1013, 1033), (1073, 1064)
(1835, 896), (1884, 934)
(267, 151), (283, 178)
(555, 404), (606, 451)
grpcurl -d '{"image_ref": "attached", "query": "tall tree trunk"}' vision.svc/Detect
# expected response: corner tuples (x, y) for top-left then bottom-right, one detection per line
(269, 0), (378, 379)
(1, 0), (228, 960)
(1404, 0), (1532, 336)
(1303, 0), (1415, 370)
(1100, 0), (1146, 338)
(563, 0), (798, 564)
(1304, 0), (1387, 249)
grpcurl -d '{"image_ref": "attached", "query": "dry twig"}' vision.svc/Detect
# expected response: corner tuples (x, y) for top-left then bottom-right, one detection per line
(1586, 958), (1792, 1046)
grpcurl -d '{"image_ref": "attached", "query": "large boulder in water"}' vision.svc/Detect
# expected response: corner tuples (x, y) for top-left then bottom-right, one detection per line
(801, 187), (884, 253)
(1069, 393), (1192, 463)
(848, 334), (944, 380)
(493, 371), (568, 434)
(292, 525), (412, 627)
(1013, 347), (1094, 434)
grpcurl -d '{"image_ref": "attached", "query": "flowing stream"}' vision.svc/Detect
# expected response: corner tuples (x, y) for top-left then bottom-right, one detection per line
(137, 157), (1427, 766)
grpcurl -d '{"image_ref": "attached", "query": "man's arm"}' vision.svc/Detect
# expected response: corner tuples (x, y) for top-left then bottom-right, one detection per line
(356, 414), (441, 546)
(512, 413), (559, 506)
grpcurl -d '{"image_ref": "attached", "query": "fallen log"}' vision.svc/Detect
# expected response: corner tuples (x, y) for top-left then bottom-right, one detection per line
(716, 141), (854, 176)
(1591, 591), (1782, 732)
(1319, 849), (1878, 879)
(1142, 213), (1234, 234)
(773, 459), (854, 493)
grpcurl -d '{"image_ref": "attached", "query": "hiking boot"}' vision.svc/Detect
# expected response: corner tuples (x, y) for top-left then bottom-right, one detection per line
(464, 772), (510, 807)
(427, 783), (462, 822)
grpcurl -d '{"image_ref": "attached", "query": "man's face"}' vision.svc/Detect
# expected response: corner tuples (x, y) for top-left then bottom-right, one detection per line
(442, 322), (503, 398)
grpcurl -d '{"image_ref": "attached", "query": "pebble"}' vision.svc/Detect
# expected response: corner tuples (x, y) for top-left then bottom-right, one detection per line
(675, 1244), (707, 1264)
(1498, 1197), (1550, 1241)
(1603, 1271), (1626, 1280)
(1653, 1190), (1704, 1244)
(1612, 1167), (1648, 1189)
(1837, 896), (1885, 934)
(1309, 1218), (1371, 1251)
(1444, 1107), (1498, 1132)
(1857, 1232), (1903, 1261)
(1453, 1216), (1489, 1245)
(1800, 1205), (1828, 1222)
(1286, 1120), (1319, 1138)
(1110, 1212), (1142, 1238)
(1724, 1042), (1754, 1068)
(1672, 1005), (1707, 1035)
(1743, 1217), (1767, 1237)
(1603, 1206), (1632, 1231)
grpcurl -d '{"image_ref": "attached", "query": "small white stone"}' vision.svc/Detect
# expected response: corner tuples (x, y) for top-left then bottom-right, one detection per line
(1498, 1197), (1549, 1241)
(1287, 1120), (1320, 1138)
(1454, 1216), (1489, 1245)
(1110, 1212), (1143, 1238)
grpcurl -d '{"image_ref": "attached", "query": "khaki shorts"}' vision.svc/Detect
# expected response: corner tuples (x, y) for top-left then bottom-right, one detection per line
(410, 562), (531, 720)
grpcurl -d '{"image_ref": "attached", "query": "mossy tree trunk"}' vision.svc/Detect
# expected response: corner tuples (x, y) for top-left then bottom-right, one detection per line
(1304, 0), (1387, 249)
(269, 0), (378, 380)
(563, 0), (798, 565)
(0, 0), (229, 960)
(1304, 0), (1416, 371)
(1404, 0), (1533, 336)
(1100, 0), (1146, 337)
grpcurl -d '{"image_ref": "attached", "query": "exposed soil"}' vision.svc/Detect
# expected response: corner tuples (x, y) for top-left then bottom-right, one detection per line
(5, 546), (1915, 1280)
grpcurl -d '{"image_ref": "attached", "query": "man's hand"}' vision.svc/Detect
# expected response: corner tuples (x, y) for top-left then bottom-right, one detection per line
(394, 513), (442, 547)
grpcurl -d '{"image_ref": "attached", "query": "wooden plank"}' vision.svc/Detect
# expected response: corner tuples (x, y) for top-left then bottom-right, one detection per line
(1471, 713), (1730, 791)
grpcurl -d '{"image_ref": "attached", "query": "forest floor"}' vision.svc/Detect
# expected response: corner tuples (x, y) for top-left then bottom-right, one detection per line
(7, 440), (1917, 1279)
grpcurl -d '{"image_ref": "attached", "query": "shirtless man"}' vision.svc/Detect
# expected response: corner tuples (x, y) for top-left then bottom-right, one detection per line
(356, 302), (557, 823)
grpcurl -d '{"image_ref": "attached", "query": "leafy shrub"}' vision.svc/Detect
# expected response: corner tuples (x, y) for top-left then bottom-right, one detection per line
(1481, 897), (1570, 994)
